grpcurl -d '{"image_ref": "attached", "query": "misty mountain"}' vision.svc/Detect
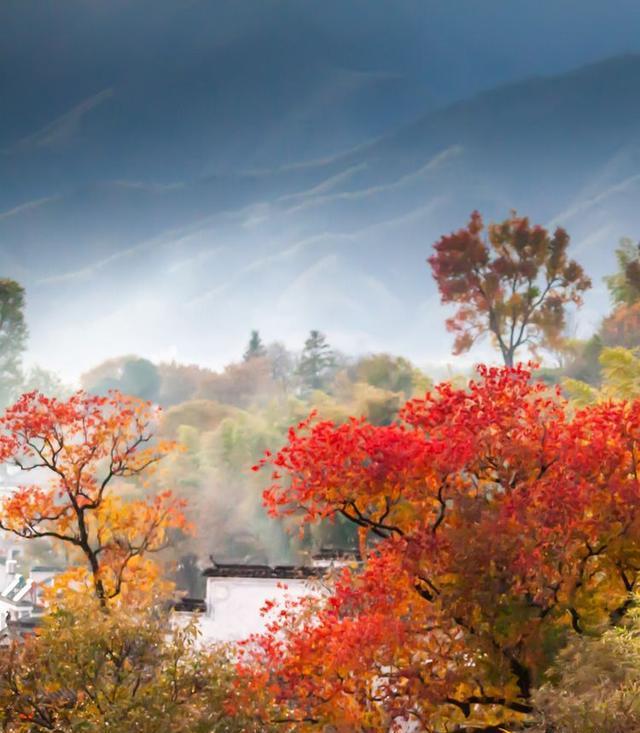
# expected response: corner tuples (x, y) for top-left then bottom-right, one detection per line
(1, 0), (439, 206)
(3, 0), (640, 208)
(2, 28), (640, 376)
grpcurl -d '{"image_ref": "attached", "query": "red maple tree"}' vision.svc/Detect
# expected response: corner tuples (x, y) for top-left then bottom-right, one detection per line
(428, 212), (591, 365)
(245, 365), (640, 731)
(0, 391), (187, 606)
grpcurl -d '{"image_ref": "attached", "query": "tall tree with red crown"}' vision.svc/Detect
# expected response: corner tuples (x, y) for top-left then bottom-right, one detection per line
(245, 365), (640, 732)
(428, 211), (591, 366)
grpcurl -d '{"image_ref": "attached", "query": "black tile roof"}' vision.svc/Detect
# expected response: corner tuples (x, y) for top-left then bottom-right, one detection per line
(203, 562), (326, 579)
(172, 597), (207, 613)
(312, 548), (361, 562)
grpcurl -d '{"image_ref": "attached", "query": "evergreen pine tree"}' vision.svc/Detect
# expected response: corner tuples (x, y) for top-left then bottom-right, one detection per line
(243, 330), (267, 361)
(297, 330), (335, 391)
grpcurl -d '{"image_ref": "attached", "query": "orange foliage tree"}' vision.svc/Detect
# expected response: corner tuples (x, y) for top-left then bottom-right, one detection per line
(601, 301), (640, 349)
(247, 365), (640, 731)
(428, 212), (591, 366)
(0, 391), (187, 606)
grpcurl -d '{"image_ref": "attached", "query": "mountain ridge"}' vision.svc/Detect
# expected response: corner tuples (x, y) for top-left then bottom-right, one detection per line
(2, 50), (640, 378)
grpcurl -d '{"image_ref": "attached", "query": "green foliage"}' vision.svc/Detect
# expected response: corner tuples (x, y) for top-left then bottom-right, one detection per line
(560, 335), (603, 385)
(354, 384), (401, 425)
(159, 397), (300, 565)
(297, 330), (335, 392)
(119, 358), (161, 401)
(353, 353), (425, 397)
(604, 237), (640, 306)
(243, 330), (267, 361)
(562, 377), (599, 407)
(0, 602), (255, 733)
(598, 346), (640, 398)
(532, 607), (640, 733)
(81, 355), (160, 402)
(162, 400), (239, 436)
(0, 279), (27, 409)
(563, 346), (640, 405)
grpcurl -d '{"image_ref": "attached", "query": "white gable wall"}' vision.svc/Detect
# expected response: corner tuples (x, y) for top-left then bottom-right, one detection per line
(199, 575), (322, 643)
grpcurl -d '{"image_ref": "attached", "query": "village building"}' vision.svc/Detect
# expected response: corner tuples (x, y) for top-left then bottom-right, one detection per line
(174, 549), (360, 644)
(0, 551), (59, 644)
(0, 539), (360, 648)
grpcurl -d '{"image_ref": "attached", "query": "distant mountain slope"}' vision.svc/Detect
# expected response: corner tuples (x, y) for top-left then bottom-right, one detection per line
(3, 0), (640, 207)
(11, 53), (638, 266)
(2, 52), (640, 377)
(0, 0), (436, 207)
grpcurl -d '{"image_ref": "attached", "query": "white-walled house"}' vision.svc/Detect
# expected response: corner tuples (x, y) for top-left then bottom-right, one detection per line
(0, 557), (59, 642)
(174, 550), (359, 644)
(194, 562), (325, 643)
(173, 554), (421, 732)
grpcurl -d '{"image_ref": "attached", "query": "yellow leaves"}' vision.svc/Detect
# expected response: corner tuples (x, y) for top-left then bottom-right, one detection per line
(106, 557), (175, 609)
(564, 347), (640, 405)
(0, 598), (253, 733)
(44, 558), (173, 615)
(0, 391), (188, 608)
(42, 567), (94, 608)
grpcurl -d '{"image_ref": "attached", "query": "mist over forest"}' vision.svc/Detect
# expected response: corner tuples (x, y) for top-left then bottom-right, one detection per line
(2, 4), (640, 730)
(2, 0), (640, 579)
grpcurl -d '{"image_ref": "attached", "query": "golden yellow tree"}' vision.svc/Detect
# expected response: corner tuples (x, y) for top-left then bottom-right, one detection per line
(0, 391), (187, 606)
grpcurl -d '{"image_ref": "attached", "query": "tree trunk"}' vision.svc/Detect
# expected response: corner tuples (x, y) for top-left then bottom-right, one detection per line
(502, 347), (515, 367)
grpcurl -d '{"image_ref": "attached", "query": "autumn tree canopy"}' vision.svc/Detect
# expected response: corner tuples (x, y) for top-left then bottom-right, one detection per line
(428, 212), (591, 366)
(604, 237), (640, 307)
(0, 600), (254, 733)
(0, 390), (187, 606)
(249, 364), (640, 732)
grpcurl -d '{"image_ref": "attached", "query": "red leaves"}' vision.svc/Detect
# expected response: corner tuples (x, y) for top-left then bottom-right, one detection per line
(261, 415), (436, 537)
(427, 212), (490, 317)
(249, 364), (640, 729)
(428, 211), (591, 364)
(0, 389), (185, 605)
